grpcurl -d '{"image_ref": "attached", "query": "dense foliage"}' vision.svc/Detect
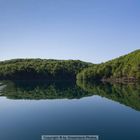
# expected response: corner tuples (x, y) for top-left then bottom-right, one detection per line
(77, 50), (140, 81)
(0, 59), (90, 80)
(0, 50), (140, 81)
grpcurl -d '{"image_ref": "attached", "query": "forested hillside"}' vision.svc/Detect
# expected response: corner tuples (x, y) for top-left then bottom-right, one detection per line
(0, 50), (140, 82)
(77, 50), (140, 82)
(0, 59), (90, 80)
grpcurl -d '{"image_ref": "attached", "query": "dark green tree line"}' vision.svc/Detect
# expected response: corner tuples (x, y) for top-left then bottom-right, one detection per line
(0, 59), (90, 80)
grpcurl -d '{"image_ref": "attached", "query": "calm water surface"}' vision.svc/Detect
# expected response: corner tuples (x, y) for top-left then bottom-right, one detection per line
(0, 81), (140, 140)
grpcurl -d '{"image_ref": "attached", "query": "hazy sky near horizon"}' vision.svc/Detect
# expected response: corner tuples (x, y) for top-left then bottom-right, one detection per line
(0, 0), (140, 63)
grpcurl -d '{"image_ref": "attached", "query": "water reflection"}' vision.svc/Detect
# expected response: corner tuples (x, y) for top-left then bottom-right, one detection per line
(0, 80), (90, 99)
(77, 80), (140, 111)
(0, 80), (140, 111)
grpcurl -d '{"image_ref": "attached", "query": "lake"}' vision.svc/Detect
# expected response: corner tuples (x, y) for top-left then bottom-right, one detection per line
(0, 80), (140, 140)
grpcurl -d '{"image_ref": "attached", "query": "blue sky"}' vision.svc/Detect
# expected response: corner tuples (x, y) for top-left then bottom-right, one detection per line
(0, 0), (140, 63)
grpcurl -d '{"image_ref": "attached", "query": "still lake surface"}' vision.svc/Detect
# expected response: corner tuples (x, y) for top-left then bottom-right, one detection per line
(0, 80), (140, 140)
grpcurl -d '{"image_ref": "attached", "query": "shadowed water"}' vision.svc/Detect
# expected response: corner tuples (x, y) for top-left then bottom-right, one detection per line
(0, 80), (140, 140)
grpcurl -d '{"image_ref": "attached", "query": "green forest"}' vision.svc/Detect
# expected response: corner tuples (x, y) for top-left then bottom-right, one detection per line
(77, 49), (140, 82)
(0, 49), (140, 82)
(0, 59), (90, 80)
